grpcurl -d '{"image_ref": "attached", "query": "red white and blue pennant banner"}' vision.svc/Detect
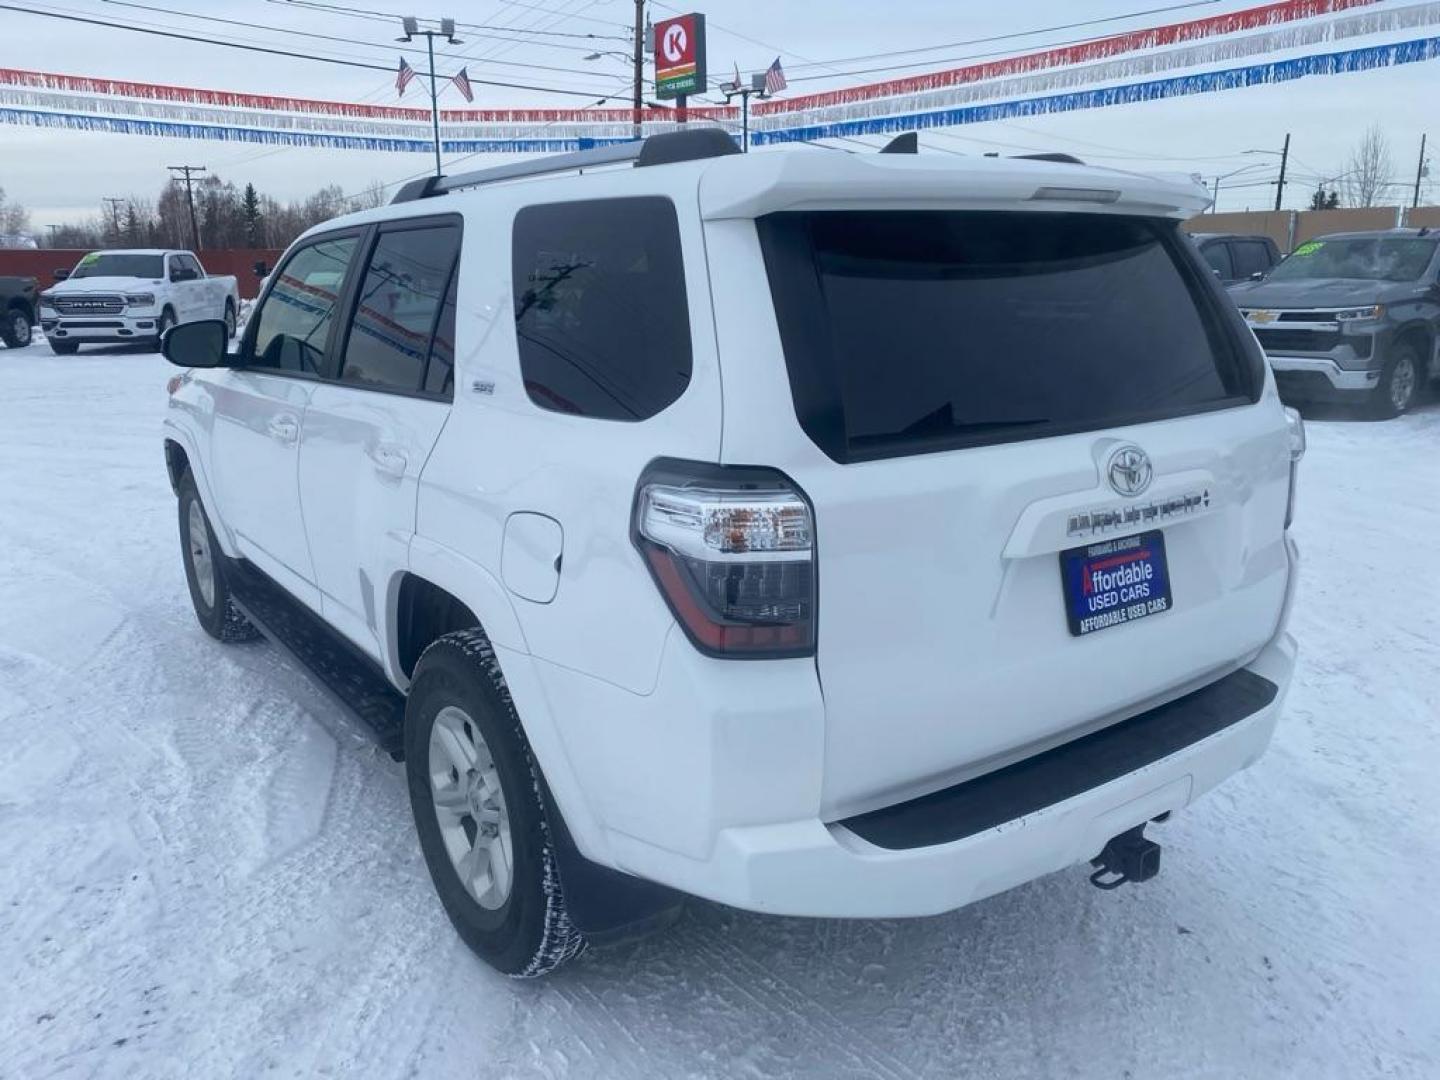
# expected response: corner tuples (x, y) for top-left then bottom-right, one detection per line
(1, 0), (1438, 153)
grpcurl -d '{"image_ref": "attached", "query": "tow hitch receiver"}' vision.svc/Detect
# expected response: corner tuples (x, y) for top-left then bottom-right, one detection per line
(1089, 825), (1162, 890)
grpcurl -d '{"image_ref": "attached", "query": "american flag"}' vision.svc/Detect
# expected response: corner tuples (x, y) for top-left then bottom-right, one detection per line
(451, 66), (474, 103)
(396, 57), (415, 97)
(763, 57), (787, 94)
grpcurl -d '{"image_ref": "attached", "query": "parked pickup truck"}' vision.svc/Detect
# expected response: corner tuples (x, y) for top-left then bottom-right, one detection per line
(1231, 229), (1440, 416)
(38, 249), (239, 355)
(1, 274), (37, 348)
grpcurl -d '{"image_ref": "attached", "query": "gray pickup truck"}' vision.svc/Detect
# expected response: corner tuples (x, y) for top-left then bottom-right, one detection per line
(1229, 229), (1439, 416)
(1, 275), (37, 348)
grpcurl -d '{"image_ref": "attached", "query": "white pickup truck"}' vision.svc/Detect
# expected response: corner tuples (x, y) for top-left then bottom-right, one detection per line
(39, 248), (239, 355)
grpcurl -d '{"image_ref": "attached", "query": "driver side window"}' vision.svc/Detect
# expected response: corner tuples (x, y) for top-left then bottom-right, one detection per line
(249, 236), (359, 375)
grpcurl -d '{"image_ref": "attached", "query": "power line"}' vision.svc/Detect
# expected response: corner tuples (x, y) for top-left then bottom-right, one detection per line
(99, 0), (629, 81)
(274, 0), (630, 38)
(770, 1), (1222, 73)
(0, 3), (619, 100)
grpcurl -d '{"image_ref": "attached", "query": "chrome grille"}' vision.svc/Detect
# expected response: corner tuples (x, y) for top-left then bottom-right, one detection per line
(54, 295), (125, 316)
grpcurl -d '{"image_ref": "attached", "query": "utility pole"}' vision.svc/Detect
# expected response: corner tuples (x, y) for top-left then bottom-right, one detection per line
(399, 17), (463, 178)
(102, 197), (125, 242)
(1211, 176), (1220, 213)
(1414, 132), (1429, 209)
(1274, 132), (1290, 212)
(167, 165), (205, 251)
(631, 0), (645, 140)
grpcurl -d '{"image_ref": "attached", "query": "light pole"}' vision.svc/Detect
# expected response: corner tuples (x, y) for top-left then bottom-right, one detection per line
(399, 16), (463, 178)
(722, 72), (770, 153)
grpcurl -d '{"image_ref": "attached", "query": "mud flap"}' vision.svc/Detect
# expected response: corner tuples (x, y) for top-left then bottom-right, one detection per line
(538, 775), (686, 946)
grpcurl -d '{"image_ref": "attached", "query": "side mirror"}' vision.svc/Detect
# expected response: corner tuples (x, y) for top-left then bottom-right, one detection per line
(252, 260), (270, 278)
(53, 268), (70, 281)
(162, 319), (229, 369)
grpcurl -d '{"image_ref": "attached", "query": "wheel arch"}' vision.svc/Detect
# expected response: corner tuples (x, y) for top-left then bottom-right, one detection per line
(1392, 320), (1434, 364)
(389, 551), (630, 904)
(162, 423), (239, 558)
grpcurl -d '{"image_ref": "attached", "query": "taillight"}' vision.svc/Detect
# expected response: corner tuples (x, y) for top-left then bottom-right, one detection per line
(1284, 407), (1305, 528)
(633, 460), (816, 658)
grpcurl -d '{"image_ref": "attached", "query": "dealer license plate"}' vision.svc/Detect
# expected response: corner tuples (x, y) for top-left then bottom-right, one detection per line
(1059, 530), (1173, 637)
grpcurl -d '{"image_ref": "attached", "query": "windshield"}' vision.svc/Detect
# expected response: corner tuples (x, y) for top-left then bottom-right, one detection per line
(1266, 237), (1437, 283)
(758, 210), (1257, 463)
(70, 253), (164, 280)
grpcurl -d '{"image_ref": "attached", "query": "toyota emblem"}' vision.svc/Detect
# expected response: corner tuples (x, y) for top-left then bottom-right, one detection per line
(1106, 445), (1153, 497)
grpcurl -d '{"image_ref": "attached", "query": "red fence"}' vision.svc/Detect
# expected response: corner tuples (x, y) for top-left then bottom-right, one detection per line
(0, 247), (284, 299)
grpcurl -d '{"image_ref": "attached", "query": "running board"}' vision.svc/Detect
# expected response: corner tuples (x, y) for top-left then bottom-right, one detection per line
(226, 560), (407, 759)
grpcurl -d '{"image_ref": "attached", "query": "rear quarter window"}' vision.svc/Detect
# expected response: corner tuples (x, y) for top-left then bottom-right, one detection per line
(511, 196), (691, 422)
(758, 210), (1260, 463)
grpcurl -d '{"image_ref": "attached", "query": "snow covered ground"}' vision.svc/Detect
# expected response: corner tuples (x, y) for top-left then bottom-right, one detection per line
(1, 338), (1437, 1080)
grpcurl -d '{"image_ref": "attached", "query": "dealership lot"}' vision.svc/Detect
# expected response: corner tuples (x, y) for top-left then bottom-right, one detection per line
(1, 342), (1437, 1079)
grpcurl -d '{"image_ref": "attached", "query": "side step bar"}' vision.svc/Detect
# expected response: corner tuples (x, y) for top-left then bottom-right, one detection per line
(226, 560), (406, 759)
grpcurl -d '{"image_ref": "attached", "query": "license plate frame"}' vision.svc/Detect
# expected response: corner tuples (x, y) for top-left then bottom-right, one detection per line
(1059, 530), (1173, 637)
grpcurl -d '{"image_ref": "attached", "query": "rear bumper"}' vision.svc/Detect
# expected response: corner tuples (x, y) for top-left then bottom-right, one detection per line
(42, 312), (159, 341)
(604, 632), (1293, 917)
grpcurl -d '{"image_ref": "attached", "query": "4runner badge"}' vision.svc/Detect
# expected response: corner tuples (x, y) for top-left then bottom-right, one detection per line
(1106, 445), (1153, 498)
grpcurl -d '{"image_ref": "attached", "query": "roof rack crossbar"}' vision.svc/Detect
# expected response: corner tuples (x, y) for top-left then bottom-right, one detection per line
(390, 129), (739, 204)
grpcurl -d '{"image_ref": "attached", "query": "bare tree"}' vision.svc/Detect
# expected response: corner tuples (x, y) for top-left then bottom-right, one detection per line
(0, 186), (31, 235)
(348, 179), (389, 212)
(1342, 125), (1395, 208)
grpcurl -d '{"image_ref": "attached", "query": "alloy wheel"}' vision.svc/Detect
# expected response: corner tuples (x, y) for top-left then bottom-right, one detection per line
(187, 499), (215, 609)
(428, 705), (513, 911)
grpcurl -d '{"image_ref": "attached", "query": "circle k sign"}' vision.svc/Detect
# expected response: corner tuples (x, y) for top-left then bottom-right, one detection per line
(653, 12), (707, 99)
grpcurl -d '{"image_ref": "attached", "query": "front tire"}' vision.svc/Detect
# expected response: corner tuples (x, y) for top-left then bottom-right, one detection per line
(153, 308), (176, 351)
(177, 471), (258, 643)
(48, 339), (79, 355)
(405, 630), (586, 977)
(1372, 342), (1421, 418)
(224, 301), (237, 340)
(2, 307), (32, 348)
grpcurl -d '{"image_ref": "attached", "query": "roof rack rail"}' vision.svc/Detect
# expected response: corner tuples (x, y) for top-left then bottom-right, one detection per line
(390, 128), (740, 204)
(1012, 152), (1086, 165)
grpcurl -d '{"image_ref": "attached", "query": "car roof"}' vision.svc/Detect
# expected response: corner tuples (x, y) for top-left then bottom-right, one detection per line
(298, 143), (1213, 245)
(83, 248), (171, 256)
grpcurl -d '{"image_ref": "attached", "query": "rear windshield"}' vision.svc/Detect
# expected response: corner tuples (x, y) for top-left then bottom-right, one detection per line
(71, 253), (164, 279)
(757, 211), (1259, 463)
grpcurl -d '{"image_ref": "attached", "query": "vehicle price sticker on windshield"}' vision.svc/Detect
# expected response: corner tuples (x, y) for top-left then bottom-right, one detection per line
(1059, 530), (1173, 637)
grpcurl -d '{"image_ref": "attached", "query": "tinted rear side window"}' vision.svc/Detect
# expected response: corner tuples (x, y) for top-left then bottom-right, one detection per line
(340, 222), (460, 395)
(758, 211), (1257, 463)
(1200, 241), (1233, 279)
(1231, 240), (1273, 280)
(512, 196), (691, 421)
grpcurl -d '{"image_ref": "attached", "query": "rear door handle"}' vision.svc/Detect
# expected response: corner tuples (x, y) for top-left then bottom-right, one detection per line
(369, 445), (408, 479)
(266, 414), (299, 445)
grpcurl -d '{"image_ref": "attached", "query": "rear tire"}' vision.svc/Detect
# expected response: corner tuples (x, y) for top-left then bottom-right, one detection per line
(1371, 342), (1421, 418)
(2, 307), (32, 348)
(177, 471), (258, 643)
(224, 301), (237, 339)
(49, 339), (79, 355)
(404, 629), (586, 977)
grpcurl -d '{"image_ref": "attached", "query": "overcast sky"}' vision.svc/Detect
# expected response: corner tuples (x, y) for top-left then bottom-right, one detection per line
(1, 0), (1435, 228)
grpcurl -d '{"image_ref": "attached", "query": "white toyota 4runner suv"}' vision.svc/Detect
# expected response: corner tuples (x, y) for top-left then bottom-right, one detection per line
(160, 130), (1303, 977)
